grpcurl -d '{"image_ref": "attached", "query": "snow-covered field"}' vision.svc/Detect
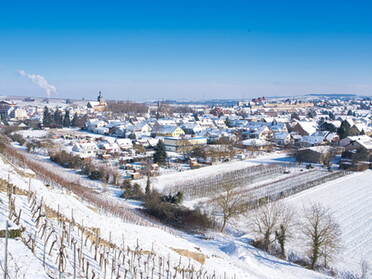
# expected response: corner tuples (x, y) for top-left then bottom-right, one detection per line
(150, 153), (293, 192)
(0, 238), (49, 278)
(0, 152), (333, 278)
(285, 170), (372, 275)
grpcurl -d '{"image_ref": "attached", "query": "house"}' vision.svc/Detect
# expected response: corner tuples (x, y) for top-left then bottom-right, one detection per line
(115, 138), (133, 150)
(339, 135), (372, 148)
(134, 122), (152, 134)
(0, 100), (16, 121)
(98, 142), (121, 154)
(243, 125), (273, 141)
(197, 120), (215, 130)
(72, 142), (98, 158)
(163, 136), (208, 152)
(152, 125), (185, 137)
(341, 135), (372, 160)
(238, 138), (271, 150)
(213, 119), (227, 129)
(197, 128), (223, 143)
(9, 107), (27, 120)
(292, 122), (317, 136)
(86, 119), (107, 131)
(93, 127), (109, 135)
(350, 123), (368, 136)
(273, 132), (291, 145)
(182, 123), (203, 135)
(298, 131), (333, 147)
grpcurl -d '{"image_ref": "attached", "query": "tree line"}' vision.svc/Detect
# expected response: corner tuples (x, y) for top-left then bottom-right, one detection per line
(42, 106), (87, 128)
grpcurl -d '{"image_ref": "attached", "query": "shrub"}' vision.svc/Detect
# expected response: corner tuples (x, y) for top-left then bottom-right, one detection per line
(2, 126), (19, 135)
(9, 133), (26, 146)
(49, 150), (83, 169)
(143, 190), (214, 231)
(88, 170), (103, 180)
(120, 182), (145, 200)
(161, 192), (184, 204)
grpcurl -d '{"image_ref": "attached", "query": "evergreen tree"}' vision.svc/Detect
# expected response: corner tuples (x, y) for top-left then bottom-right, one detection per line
(63, 110), (70, 127)
(145, 179), (151, 196)
(347, 109), (353, 116)
(153, 140), (167, 165)
(43, 106), (51, 125)
(225, 117), (232, 128)
(53, 109), (63, 125)
(63, 110), (71, 127)
(71, 112), (78, 127)
(307, 110), (316, 119)
(337, 120), (351, 139)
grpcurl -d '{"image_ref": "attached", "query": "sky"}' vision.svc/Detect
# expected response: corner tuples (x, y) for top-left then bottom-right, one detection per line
(0, 0), (371, 101)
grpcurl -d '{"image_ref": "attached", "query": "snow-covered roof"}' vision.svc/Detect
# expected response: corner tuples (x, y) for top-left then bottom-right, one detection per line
(296, 122), (317, 135)
(153, 125), (182, 134)
(352, 135), (372, 150)
(239, 139), (269, 146)
(274, 132), (290, 140)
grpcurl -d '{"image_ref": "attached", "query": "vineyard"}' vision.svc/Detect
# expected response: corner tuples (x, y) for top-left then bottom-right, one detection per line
(0, 145), (334, 279)
(162, 161), (348, 209)
(0, 155), (238, 278)
(163, 164), (285, 199)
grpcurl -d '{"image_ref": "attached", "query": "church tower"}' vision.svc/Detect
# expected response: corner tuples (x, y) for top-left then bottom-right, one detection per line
(97, 91), (105, 105)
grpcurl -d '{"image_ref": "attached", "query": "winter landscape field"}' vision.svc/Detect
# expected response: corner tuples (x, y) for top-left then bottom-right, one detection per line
(1, 141), (371, 278)
(0, 151), (340, 279)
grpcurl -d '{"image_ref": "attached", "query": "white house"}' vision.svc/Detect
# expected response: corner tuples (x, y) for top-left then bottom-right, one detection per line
(273, 132), (291, 145)
(115, 138), (133, 150)
(163, 136), (208, 152)
(72, 142), (98, 158)
(86, 119), (107, 131)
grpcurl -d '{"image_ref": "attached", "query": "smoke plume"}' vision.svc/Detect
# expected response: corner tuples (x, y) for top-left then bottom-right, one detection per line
(18, 70), (57, 98)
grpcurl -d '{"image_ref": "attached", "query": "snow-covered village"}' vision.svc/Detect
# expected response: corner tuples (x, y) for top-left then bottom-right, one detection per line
(0, 92), (371, 279)
(1, 1), (372, 278)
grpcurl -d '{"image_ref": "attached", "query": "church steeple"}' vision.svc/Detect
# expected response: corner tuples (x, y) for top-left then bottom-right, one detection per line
(97, 91), (104, 104)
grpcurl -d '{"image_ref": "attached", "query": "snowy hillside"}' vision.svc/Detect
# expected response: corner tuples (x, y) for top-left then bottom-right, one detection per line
(285, 170), (372, 275)
(0, 153), (333, 278)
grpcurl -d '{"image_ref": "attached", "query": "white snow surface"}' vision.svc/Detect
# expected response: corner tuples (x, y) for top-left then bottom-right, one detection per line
(150, 153), (291, 191)
(0, 153), (332, 279)
(285, 170), (372, 274)
(0, 238), (49, 278)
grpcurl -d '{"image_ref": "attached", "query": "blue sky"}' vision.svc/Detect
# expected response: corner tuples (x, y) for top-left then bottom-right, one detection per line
(0, 0), (371, 100)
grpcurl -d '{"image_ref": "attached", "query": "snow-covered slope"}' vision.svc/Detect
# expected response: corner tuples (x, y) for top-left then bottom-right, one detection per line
(285, 170), (372, 274)
(0, 154), (332, 279)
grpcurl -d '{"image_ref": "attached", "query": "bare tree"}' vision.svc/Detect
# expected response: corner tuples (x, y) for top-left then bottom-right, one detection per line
(302, 204), (341, 269)
(251, 202), (287, 252)
(111, 169), (121, 186)
(275, 205), (295, 258)
(177, 138), (193, 159)
(211, 179), (248, 232)
(319, 149), (335, 166)
(140, 158), (155, 195)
